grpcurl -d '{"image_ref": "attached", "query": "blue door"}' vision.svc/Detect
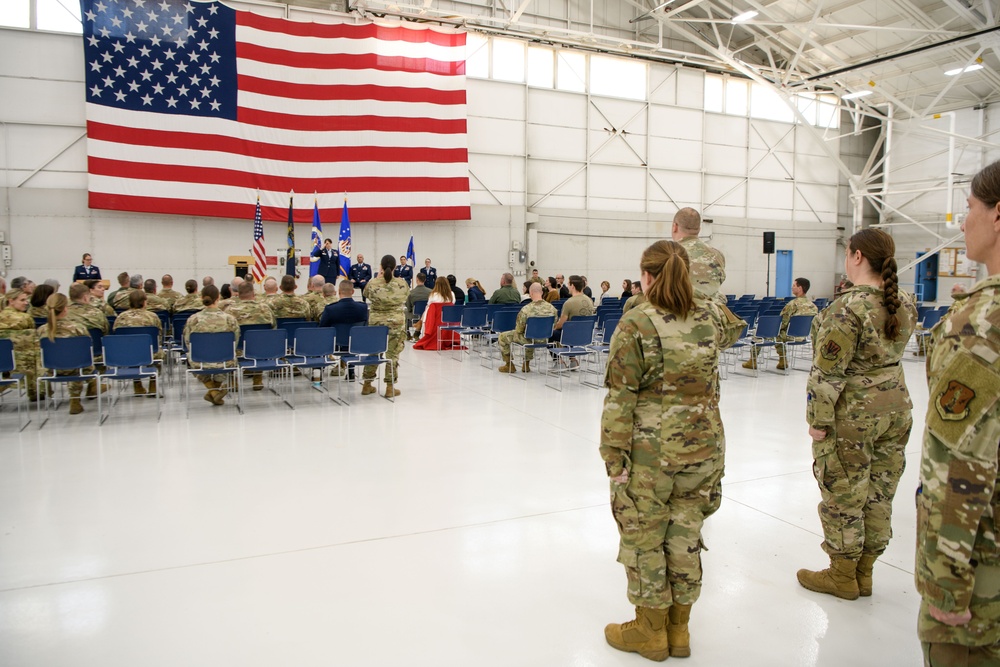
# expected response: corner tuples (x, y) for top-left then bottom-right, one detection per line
(915, 252), (938, 302)
(775, 250), (793, 298)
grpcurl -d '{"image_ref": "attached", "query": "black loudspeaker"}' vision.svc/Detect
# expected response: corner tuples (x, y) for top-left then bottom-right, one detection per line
(763, 232), (776, 254)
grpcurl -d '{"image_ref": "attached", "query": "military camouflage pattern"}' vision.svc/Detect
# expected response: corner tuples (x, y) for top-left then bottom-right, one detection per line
(622, 293), (647, 314)
(36, 319), (93, 397)
(362, 276), (408, 382)
(750, 296), (818, 360)
(67, 302), (110, 335)
(28, 305), (48, 319)
(183, 306), (240, 381)
(302, 291), (328, 322)
(0, 306), (40, 400)
(916, 275), (1000, 650)
(110, 288), (137, 311)
(113, 308), (162, 333)
(499, 299), (557, 359)
(922, 642), (1000, 666)
(159, 288), (182, 308)
(268, 294), (311, 320)
(679, 236), (726, 305)
(89, 296), (115, 316)
(226, 299), (276, 327)
(805, 285), (917, 560)
(601, 298), (740, 608)
(172, 293), (204, 313)
(144, 294), (169, 312)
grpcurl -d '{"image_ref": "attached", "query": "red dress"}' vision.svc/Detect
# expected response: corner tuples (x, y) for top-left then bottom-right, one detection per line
(413, 302), (462, 350)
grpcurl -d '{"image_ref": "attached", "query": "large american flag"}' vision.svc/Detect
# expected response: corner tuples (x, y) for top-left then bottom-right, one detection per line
(81, 0), (471, 223)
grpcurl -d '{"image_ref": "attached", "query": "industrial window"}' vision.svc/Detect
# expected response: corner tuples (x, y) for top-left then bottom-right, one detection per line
(704, 75), (724, 113)
(0, 0), (29, 29)
(465, 33), (490, 79)
(556, 50), (586, 93)
(38, 0), (81, 33)
(590, 54), (645, 100)
(750, 82), (794, 122)
(492, 38), (525, 83)
(526, 46), (554, 88)
(725, 78), (748, 116)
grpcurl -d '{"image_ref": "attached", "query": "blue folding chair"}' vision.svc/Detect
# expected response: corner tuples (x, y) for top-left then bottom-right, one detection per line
(546, 319), (597, 391)
(437, 304), (465, 351)
(240, 329), (291, 408)
(455, 307), (488, 361)
(721, 325), (751, 380)
(583, 316), (620, 388)
(480, 309), (518, 369)
(409, 300), (427, 338)
(169, 312), (195, 378)
(747, 315), (782, 376)
(238, 323), (274, 354)
(0, 338), (30, 431)
(184, 331), (241, 417)
(510, 315), (556, 381)
(339, 326), (390, 404)
(100, 333), (160, 424)
(782, 315), (815, 372)
(38, 336), (100, 428)
(287, 327), (338, 406)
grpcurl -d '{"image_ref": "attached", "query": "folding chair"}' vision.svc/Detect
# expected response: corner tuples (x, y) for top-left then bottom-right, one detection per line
(339, 326), (390, 404)
(0, 338), (30, 431)
(721, 325), (751, 380)
(455, 307), (488, 361)
(437, 304), (464, 351)
(287, 327), (338, 406)
(782, 315), (815, 372)
(583, 316), (620, 388)
(240, 329), (291, 408)
(408, 300), (427, 339)
(100, 333), (160, 424)
(479, 309), (517, 369)
(509, 315), (555, 381)
(37, 336), (100, 429)
(168, 312), (195, 379)
(747, 315), (782, 376)
(184, 331), (241, 417)
(546, 319), (597, 391)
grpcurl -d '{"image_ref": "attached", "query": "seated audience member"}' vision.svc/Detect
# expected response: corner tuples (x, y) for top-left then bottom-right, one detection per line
(405, 273), (432, 340)
(545, 277), (561, 303)
(521, 281), (533, 302)
(465, 278), (486, 303)
(620, 278), (633, 301)
(553, 275), (596, 335)
(28, 284), (56, 319)
(413, 277), (459, 350)
(622, 281), (645, 313)
(448, 275), (465, 304)
(172, 279), (205, 313)
(488, 273), (520, 304)
(595, 280), (613, 307)
(319, 281), (369, 380)
(113, 290), (163, 395)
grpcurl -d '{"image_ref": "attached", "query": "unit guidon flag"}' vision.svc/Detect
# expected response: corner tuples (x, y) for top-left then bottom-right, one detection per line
(80, 0), (471, 223)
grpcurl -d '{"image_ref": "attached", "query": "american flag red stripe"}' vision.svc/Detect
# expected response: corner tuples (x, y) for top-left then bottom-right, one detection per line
(251, 200), (267, 282)
(81, 0), (470, 223)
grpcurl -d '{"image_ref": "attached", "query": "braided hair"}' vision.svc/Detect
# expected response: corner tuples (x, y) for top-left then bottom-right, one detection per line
(848, 228), (902, 340)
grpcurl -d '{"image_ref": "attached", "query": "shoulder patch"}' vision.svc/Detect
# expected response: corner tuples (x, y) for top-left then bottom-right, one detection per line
(821, 340), (841, 360)
(935, 380), (976, 421)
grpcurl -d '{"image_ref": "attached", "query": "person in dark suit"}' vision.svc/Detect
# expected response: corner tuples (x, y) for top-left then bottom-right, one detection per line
(393, 256), (413, 287)
(448, 274), (465, 304)
(72, 253), (101, 282)
(311, 238), (340, 284)
(319, 281), (369, 380)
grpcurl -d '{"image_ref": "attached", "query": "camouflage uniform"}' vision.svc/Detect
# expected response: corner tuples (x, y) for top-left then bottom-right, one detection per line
(679, 236), (726, 306)
(268, 293), (311, 320)
(601, 298), (740, 609)
(159, 288), (182, 310)
(172, 293), (204, 313)
(0, 306), (40, 400)
(113, 308), (163, 334)
(226, 299), (276, 328)
(805, 285), (918, 560)
(362, 276), (408, 383)
(183, 306), (240, 384)
(110, 288), (137, 311)
(499, 299), (557, 360)
(916, 275), (1000, 664)
(749, 295), (818, 361)
(622, 293), (647, 314)
(89, 296), (115, 317)
(28, 305), (48, 320)
(144, 293), (170, 312)
(67, 301), (110, 335)
(302, 291), (328, 322)
(36, 319), (92, 397)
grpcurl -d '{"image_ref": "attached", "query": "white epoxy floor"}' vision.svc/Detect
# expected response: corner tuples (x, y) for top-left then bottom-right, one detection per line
(0, 344), (930, 666)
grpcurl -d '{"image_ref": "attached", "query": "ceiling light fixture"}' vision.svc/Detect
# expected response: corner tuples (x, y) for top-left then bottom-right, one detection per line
(944, 63), (984, 76)
(842, 90), (872, 100)
(732, 10), (758, 23)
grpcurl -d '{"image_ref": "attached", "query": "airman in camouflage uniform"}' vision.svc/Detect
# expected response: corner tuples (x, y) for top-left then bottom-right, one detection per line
(110, 286), (137, 311)
(269, 293), (312, 320)
(144, 292), (170, 313)
(672, 208), (726, 307)
(172, 292), (203, 313)
(0, 290), (40, 401)
(498, 283), (556, 373)
(362, 264), (409, 396)
(601, 240), (742, 661)
(37, 312), (98, 414)
(114, 295), (163, 395)
(799, 229), (918, 602)
(227, 284), (277, 390)
(183, 298), (240, 406)
(744, 277), (819, 370)
(916, 162), (1000, 667)
(67, 288), (110, 335)
(159, 275), (182, 310)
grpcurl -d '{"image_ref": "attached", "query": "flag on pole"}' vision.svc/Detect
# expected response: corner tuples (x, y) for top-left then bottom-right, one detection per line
(251, 197), (267, 282)
(79, 0), (470, 223)
(309, 200), (322, 277)
(286, 194), (296, 276)
(338, 200), (352, 279)
(406, 236), (416, 268)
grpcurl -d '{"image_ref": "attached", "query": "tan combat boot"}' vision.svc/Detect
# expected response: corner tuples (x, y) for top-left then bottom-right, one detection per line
(604, 606), (670, 661)
(797, 557), (860, 600)
(213, 381), (229, 405)
(69, 398), (84, 415)
(742, 357), (757, 370)
(384, 383), (401, 397)
(86, 379), (108, 397)
(857, 554), (877, 597)
(147, 378), (157, 396)
(133, 380), (147, 395)
(252, 375), (264, 391)
(361, 381), (377, 395)
(776, 351), (788, 371)
(203, 379), (220, 404)
(667, 603), (692, 658)
(522, 359), (531, 373)
(498, 354), (516, 373)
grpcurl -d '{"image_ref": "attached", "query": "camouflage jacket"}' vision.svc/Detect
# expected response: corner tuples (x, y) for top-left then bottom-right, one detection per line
(113, 308), (162, 333)
(89, 296), (115, 316)
(779, 296), (819, 338)
(67, 301), (110, 334)
(302, 292), (328, 321)
(0, 307), (38, 354)
(622, 293), (647, 314)
(680, 236), (726, 304)
(364, 277), (409, 326)
(110, 287), (137, 310)
(172, 293), (204, 313)
(916, 275), (1000, 641)
(601, 298), (740, 475)
(183, 307), (240, 361)
(144, 294), (170, 312)
(516, 299), (557, 337)
(226, 299), (276, 327)
(806, 285), (917, 428)
(268, 293), (312, 320)
(159, 288), (182, 308)
(36, 319), (89, 341)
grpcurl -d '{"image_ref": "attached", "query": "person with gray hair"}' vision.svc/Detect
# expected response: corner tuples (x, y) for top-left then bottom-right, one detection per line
(110, 274), (142, 310)
(488, 272), (520, 304)
(44, 278), (61, 292)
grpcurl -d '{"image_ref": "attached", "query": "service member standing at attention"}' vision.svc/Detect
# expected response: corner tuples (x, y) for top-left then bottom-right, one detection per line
(422, 258), (437, 289)
(311, 238), (340, 285)
(362, 255), (408, 397)
(72, 253), (101, 282)
(183, 285), (240, 406)
(798, 228), (917, 600)
(350, 253), (373, 298)
(671, 207), (726, 306)
(915, 160), (1000, 665)
(601, 240), (740, 661)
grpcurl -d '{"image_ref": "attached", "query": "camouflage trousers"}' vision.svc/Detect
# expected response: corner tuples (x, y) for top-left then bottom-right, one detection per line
(610, 455), (723, 608)
(498, 331), (543, 360)
(918, 563), (1000, 651)
(812, 409), (912, 558)
(363, 324), (404, 383)
(47, 366), (96, 397)
(922, 641), (1000, 667)
(12, 349), (39, 400)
